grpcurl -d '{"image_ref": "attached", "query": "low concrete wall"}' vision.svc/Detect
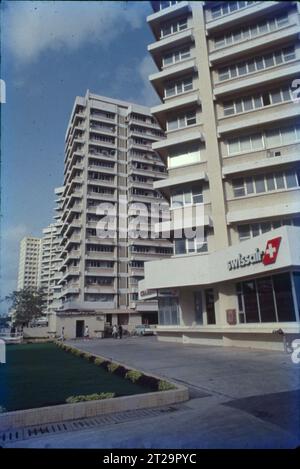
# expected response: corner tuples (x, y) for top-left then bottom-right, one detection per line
(0, 386), (188, 431)
(23, 326), (50, 339)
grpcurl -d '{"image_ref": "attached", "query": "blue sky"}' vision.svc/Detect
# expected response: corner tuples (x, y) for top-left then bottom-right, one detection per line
(0, 0), (159, 313)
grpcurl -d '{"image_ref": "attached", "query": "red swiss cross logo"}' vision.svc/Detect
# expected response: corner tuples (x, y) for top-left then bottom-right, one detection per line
(262, 237), (282, 266)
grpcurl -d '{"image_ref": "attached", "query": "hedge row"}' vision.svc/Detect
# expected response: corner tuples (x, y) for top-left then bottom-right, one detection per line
(55, 340), (176, 393)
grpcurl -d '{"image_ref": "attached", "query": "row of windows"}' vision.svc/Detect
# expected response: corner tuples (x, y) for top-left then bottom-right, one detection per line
(89, 147), (116, 157)
(214, 13), (289, 49)
(232, 170), (300, 198)
(167, 110), (196, 131)
(163, 46), (191, 67)
(227, 125), (300, 155)
(223, 86), (293, 116)
(160, 17), (188, 38)
(218, 46), (295, 81)
(88, 159), (115, 168)
(89, 186), (114, 195)
(90, 134), (115, 144)
(90, 109), (115, 120)
(165, 76), (193, 98)
(237, 217), (300, 241)
(171, 186), (203, 207)
(86, 245), (114, 252)
(84, 294), (114, 302)
(86, 260), (114, 268)
(211, 1), (256, 19)
(85, 277), (114, 285)
(158, 1), (179, 10)
(88, 172), (114, 182)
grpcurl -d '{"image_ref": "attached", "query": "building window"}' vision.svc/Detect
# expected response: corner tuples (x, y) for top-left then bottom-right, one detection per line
(162, 46), (191, 67)
(174, 231), (208, 255)
(158, 1), (179, 10)
(211, 1), (256, 20)
(160, 17), (188, 38)
(237, 273), (296, 323)
(218, 46), (296, 82)
(167, 110), (196, 131)
(237, 218), (300, 241)
(171, 185), (203, 207)
(223, 86), (292, 116)
(227, 124), (300, 156)
(164, 77), (193, 98)
(232, 170), (300, 198)
(158, 296), (180, 325)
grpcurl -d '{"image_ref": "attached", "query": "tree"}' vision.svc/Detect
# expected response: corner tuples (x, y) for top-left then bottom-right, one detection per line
(5, 287), (46, 328)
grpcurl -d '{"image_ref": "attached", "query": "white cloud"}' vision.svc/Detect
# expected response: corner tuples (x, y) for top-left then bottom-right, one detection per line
(137, 55), (160, 106)
(3, 1), (149, 64)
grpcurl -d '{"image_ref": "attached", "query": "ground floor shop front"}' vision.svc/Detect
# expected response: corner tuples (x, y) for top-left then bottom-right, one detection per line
(140, 226), (300, 351)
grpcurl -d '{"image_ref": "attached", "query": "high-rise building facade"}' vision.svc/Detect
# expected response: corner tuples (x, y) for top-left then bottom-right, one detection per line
(17, 237), (42, 290)
(40, 187), (64, 315)
(56, 91), (172, 338)
(140, 1), (300, 350)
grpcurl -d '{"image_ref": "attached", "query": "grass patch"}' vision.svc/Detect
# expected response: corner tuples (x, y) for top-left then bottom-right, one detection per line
(0, 343), (153, 412)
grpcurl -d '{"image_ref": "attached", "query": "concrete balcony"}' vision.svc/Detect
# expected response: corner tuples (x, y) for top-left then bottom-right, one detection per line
(86, 191), (117, 202)
(85, 251), (115, 260)
(89, 125), (116, 136)
(209, 23), (300, 65)
(206, 1), (282, 32)
(155, 203), (213, 234)
(128, 193), (163, 205)
(149, 58), (197, 99)
(147, 1), (191, 38)
(148, 29), (194, 67)
(226, 188), (300, 224)
(128, 141), (154, 152)
(60, 284), (80, 296)
(128, 152), (165, 166)
(214, 61), (300, 98)
(152, 92), (201, 128)
(85, 267), (116, 276)
(217, 101), (300, 135)
(89, 113), (116, 125)
(85, 236), (116, 245)
(128, 165), (165, 179)
(84, 285), (115, 294)
(89, 138), (116, 149)
(87, 164), (116, 175)
(129, 180), (155, 190)
(223, 147), (300, 177)
(154, 171), (208, 198)
(88, 150), (116, 162)
(87, 178), (115, 188)
(152, 128), (204, 159)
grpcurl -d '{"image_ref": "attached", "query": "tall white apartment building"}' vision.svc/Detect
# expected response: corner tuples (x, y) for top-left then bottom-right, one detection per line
(17, 237), (42, 290)
(140, 1), (300, 350)
(56, 91), (172, 338)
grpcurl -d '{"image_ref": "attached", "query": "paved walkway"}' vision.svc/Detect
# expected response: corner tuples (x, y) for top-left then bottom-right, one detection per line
(5, 337), (300, 449)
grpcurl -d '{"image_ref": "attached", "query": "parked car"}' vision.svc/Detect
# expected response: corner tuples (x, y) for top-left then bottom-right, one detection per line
(134, 325), (155, 336)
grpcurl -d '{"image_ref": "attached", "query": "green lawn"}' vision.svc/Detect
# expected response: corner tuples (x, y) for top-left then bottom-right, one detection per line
(0, 342), (152, 412)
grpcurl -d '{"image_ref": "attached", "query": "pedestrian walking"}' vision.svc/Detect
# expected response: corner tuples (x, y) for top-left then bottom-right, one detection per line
(112, 324), (118, 339)
(84, 325), (89, 340)
(61, 326), (65, 342)
(118, 324), (123, 339)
